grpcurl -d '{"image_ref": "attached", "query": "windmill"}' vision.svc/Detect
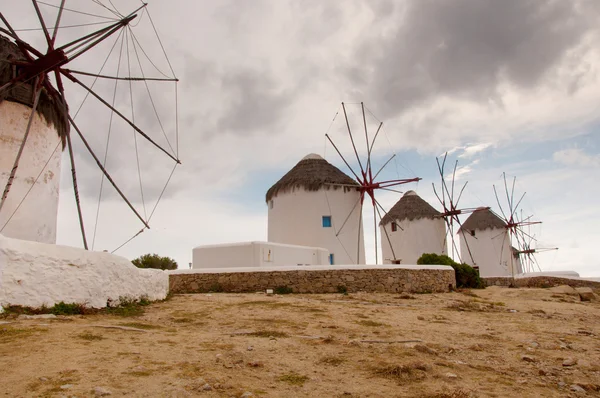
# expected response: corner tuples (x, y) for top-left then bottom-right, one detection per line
(324, 102), (421, 264)
(492, 172), (557, 276)
(432, 152), (489, 264)
(0, 1), (179, 252)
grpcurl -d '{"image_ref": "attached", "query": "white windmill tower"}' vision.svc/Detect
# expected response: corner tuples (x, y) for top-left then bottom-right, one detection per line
(379, 190), (446, 264)
(266, 153), (365, 265)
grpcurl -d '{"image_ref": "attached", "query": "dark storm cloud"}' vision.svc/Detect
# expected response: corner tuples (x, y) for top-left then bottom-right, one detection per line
(216, 68), (294, 134)
(345, 0), (598, 117)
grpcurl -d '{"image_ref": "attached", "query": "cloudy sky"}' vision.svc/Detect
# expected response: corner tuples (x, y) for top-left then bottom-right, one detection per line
(3, 0), (600, 276)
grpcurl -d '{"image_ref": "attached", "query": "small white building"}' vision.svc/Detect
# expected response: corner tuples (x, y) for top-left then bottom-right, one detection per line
(459, 208), (519, 277)
(192, 241), (329, 268)
(267, 153), (365, 265)
(0, 36), (66, 244)
(379, 190), (447, 264)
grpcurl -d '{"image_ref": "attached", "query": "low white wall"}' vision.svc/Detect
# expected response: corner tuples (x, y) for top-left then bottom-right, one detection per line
(192, 241), (329, 268)
(0, 234), (169, 309)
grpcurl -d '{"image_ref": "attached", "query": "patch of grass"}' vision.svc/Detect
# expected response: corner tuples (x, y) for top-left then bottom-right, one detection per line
(319, 356), (345, 366)
(77, 332), (103, 341)
(105, 297), (150, 317)
(337, 285), (348, 295)
(371, 362), (429, 383)
(247, 330), (289, 338)
(235, 301), (295, 308)
(119, 322), (162, 330)
(0, 327), (36, 342)
(356, 320), (387, 327)
(426, 389), (472, 398)
(51, 301), (89, 315)
(458, 289), (479, 298)
(278, 372), (309, 386)
(396, 293), (416, 300)
(274, 286), (293, 295)
(172, 317), (194, 323)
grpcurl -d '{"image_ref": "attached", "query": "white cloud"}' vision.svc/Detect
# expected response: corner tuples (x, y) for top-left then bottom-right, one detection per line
(553, 148), (600, 167)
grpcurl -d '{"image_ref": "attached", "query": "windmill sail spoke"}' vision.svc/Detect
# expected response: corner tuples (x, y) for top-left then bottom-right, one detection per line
(32, 0), (52, 46)
(325, 133), (362, 182)
(50, 0), (66, 45)
(357, 198), (364, 264)
(373, 205), (378, 264)
(341, 102), (365, 176)
(63, 69), (178, 82)
(361, 102), (370, 176)
(334, 193), (362, 237)
(63, 71), (179, 163)
(372, 154), (396, 180)
(68, 114), (149, 230)
(493, 185), (509, 221)
(456, 181), (468, 207)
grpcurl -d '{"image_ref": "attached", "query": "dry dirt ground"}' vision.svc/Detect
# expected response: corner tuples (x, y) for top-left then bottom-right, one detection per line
(1, 287), (600, 398)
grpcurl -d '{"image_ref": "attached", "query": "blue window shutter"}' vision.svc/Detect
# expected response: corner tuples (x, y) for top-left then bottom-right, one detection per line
(329, 253), (334, 265)
(322, 216), (332, 228)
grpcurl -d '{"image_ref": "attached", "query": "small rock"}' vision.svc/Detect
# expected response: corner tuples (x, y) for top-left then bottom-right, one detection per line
(570, 384), (586, 393)
(445, 372), (458, 379)
(575, 287), (597, 302)
(521, 355), (537, 363)
(247, 345), (254, 351)
(529, 341), (540, 349)
(247, 361), (263, 368)
(93, 387), (112, 396)
(0, 321), (12, 325)
(558, 381), (566, 388)
(414, 344), (438, 355)
(538, 369), (547, 376)
(240, 392), (254, 398)
(508, 309), (517, 313)
(202, 383), (212, 391)
(60, 384), (73, 390)
(269, 336), (276, 341)
(417, 316), (425, 321)
(39, 377), (48, 382)
(549, 285), (579, 296)
(18, 314), (57, 320)
(563, 358), (577, 367)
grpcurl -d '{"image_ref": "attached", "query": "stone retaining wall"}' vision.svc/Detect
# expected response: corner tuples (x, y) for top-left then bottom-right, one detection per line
(484, 276), (600, 290)
(169, 267), (456, 294)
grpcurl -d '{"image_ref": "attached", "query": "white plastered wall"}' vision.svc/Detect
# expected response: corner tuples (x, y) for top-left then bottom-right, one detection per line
(268, 188), (365, 264)
(380, 218), (447, 264)
(460, 227), (518, 277)
(0, 101), (62, 244)
(0, 234), (169, 309)
(192, 241), (329, 268)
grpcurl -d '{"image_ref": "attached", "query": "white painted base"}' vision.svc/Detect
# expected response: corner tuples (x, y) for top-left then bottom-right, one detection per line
(0, 234), (169, 309)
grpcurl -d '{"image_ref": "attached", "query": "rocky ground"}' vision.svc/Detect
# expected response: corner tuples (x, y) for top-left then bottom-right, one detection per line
(1, 286), (599, 397)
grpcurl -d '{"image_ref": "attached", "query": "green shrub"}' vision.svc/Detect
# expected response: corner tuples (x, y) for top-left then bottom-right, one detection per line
(132, 253), (177, 270)
(51, 302), (88, 315)
(337, 285), (348, 295)
(274, 286), (293, 295)
(417, 253), (483, 289)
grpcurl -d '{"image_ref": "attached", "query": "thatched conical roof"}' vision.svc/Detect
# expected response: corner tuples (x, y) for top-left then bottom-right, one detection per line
(0, 35), (68, 147)
(380, 190), (441, 225)
(266, 153), (359, 202)
(458, 208), (506, 232)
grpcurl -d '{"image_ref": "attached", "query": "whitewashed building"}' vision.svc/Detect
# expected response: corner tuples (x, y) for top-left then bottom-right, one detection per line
(267, 153), (365, 265)
(192, 241), (329, 269)
(379, 190), (446, 264)
(0, 36), (66, 244)
(458, 208), (519, 277)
